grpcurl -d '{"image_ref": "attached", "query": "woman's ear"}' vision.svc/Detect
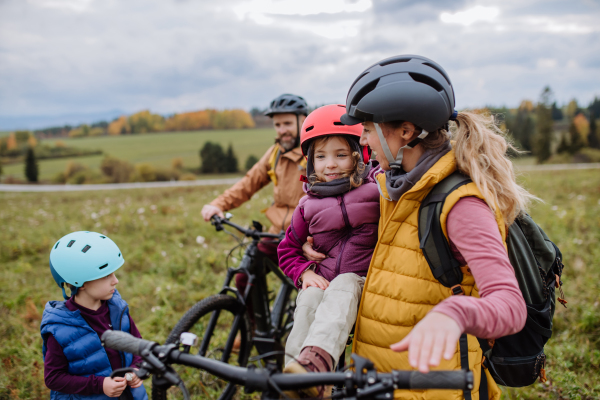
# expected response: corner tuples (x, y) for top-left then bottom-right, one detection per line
(398, 122), (418, 141)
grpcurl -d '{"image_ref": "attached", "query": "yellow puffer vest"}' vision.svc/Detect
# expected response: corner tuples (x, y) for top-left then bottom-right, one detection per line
(353, 150), (504, 400)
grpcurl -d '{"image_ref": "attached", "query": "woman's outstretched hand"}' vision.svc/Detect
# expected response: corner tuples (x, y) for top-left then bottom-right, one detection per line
(302, 236), (327, 262)
(301, 269), (330, 290)
(389, 312), (461, 373)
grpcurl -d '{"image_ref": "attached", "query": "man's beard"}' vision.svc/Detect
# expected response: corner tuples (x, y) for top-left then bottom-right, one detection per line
(278, 135), (296, 151)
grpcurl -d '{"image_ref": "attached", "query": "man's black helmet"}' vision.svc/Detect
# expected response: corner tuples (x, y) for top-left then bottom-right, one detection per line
(340, 55), (456, 132)
(265, 94), (309, 117)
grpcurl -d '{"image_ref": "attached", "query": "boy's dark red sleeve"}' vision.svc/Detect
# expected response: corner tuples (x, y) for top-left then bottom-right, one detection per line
(44, 334), (105, 395)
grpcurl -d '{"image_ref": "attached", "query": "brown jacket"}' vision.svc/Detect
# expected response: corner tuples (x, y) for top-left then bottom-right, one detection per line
(210, 144), (306, 234)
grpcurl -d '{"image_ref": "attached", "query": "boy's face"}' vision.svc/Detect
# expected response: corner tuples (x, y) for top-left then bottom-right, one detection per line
(81, 272), (119, 300)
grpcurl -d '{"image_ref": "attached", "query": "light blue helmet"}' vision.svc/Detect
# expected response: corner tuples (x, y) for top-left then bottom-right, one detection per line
(50, 231), (125, 299)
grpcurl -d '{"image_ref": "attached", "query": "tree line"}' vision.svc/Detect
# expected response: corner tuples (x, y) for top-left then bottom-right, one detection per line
(34, 108), (256, 139)
(489, 89), (600, 163)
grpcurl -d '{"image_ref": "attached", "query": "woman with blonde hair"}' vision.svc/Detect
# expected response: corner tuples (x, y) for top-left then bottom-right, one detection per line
(305, 55), (532, 399)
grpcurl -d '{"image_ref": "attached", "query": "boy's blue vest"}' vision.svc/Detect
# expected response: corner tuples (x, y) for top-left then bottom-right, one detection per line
(40, 290), (148, 400)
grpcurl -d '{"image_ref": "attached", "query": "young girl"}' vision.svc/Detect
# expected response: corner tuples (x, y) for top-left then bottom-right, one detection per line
(277, 104), (381, 398)
(41, 231), (148, 400)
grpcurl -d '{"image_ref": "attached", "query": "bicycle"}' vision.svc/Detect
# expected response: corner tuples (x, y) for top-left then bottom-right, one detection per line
(152, 214), (296, 400)
(105, 330), (474, 400)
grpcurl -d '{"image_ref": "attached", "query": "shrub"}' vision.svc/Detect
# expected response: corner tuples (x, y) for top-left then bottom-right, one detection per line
(52, 172), (67, 184)
(64, 161), (87, 179)
(199, 142), (239, 173)
(179, 173), (196, 181)
(245, 154), (259, 171)
(67, 169), (102, 184)
(134, 163), (157, 182)
(171, 157), (184, 170)
(100, 156), (135, 183)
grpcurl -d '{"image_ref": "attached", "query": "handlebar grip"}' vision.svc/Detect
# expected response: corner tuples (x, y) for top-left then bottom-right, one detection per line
(401, 370), (474, 390)
(102, 331), (156, 356)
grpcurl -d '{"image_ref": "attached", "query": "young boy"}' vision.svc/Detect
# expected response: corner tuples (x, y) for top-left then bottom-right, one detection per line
(40, 231), (148, 399)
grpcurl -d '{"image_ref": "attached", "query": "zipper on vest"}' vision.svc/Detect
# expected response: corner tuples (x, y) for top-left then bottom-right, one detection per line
(335, 195), (351, 276)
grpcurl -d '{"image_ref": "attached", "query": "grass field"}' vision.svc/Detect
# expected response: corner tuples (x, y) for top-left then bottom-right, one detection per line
(1, 169), (599, 399)
(2, 129), (275, 181)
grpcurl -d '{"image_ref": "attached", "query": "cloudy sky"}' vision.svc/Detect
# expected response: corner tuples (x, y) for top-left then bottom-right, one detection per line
(0, 0), (599, 129)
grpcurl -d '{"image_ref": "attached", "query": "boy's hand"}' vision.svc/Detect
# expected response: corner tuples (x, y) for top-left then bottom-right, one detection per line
(103, 376), (127, 397)
(126, 370), (143, 388)
(301, 269), (329, 290)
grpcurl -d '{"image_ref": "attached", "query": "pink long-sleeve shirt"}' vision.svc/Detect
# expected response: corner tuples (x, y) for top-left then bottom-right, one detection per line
(435, 196), (527, 338)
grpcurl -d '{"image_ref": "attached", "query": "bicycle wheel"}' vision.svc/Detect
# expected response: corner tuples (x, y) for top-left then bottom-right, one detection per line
(152, 294), (251, 400)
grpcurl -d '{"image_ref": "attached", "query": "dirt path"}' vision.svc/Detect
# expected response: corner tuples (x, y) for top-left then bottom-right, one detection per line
(1, 163), (599, 192)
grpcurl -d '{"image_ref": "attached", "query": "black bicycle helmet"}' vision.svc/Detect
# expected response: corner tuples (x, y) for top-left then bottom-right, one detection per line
(264, 94), (309, 117)
(340, 55), (456, 132)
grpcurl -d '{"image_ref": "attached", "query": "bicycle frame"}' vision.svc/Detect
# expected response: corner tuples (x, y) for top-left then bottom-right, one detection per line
(201, 217), (296, 365)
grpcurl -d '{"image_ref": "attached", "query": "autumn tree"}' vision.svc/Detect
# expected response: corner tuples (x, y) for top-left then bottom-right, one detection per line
(107, 116), (130, 135)
(6, 133), (17, 151)
(25, 147), (39, 182)
(533, 86), (554, 163)
(128, 110), (165, 133)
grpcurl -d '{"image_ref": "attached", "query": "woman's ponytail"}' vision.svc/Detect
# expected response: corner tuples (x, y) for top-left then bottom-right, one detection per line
(452, 111), (538, 225)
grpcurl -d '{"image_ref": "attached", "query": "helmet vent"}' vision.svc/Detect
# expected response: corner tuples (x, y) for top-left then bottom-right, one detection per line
(333, 122), (344, 126)
(82, 245), (91, 253)
(379, 57), (411, 67)
(99, 263), (108, 270)
(348, 72), (369, 95)
(54, 241), (60, 249)
(100, 236), (106, 239)
(422, 62), (451, 85)
(118, 253), (121, 257)
(305, 125), (314, 132)
(409, 73), (444, 92)
(67, 240), (76, 248)
(288, 100), (296, 106)
(351, 78), (380, 106)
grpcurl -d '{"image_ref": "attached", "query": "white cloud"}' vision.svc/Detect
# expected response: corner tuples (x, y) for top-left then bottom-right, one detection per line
(440, 6), (499, 26)
(233, 0), (372, 18)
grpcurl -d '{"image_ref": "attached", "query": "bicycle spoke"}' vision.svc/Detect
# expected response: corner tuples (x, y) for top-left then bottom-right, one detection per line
(221, 313), (242, 363)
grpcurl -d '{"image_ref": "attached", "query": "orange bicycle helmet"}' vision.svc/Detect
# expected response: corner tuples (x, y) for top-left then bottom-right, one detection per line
(300, 104), (364, 157)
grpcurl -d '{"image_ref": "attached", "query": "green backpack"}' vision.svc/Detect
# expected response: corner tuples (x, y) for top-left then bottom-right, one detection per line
(418, 171), (566, 391)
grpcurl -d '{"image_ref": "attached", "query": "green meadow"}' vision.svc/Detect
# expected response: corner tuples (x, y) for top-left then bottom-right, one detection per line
(0, 169), (599, 399)
(2, 129), (275, 181)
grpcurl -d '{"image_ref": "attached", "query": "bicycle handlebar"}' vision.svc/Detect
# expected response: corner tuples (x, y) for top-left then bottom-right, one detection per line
(102, 331), (474, 394)
(211, 215), (283, 240)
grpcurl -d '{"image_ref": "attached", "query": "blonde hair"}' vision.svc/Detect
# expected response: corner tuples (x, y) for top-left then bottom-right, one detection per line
(451, 111), (538, 225)
(308, 136), (365, 188)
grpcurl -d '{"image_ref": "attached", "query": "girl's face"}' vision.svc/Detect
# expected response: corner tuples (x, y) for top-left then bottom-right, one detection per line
(80, 272), (119, 301)
(313, 136), (354, 182)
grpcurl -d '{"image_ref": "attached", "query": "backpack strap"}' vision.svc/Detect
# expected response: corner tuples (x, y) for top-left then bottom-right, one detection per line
(418, 171), (487, 399)
(267, 146), (281, 186)
(418, 171), (472, 289)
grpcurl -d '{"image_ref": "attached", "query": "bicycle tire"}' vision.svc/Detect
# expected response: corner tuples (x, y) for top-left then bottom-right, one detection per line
(152, 294), (251, 400)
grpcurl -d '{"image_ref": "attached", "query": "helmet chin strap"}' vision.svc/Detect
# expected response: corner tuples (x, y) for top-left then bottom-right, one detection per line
(374, 123), (429, 169)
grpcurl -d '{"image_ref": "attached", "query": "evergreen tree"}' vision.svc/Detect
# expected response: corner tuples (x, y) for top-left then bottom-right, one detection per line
(533, 86), (554, 163)
(588, 97), (600, 119)
(588, 114), (600, 149)
(25, 147), (39, 182)
(199, 142), (226, 173)
(224, 143), (238, 173)
(245, 155), (259, 171)
(556, 132), (570, 154)
(551, 102), (563, 120)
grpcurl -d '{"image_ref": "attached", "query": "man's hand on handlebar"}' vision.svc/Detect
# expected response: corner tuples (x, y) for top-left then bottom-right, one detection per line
(201, 204), (224, 222)
(302, 236), (327, 262)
